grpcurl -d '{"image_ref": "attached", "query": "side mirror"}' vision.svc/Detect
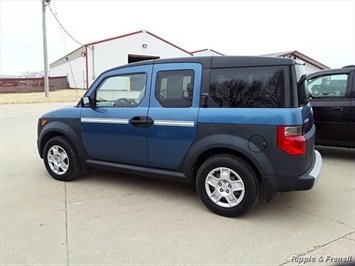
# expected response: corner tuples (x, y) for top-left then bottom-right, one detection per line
(200, 93), (209, 107)
(81, 96), (95, 108)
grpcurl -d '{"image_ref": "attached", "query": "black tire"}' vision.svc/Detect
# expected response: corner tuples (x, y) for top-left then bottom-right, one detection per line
(196, 154), (259, 217)
(43, 136), (81, 181)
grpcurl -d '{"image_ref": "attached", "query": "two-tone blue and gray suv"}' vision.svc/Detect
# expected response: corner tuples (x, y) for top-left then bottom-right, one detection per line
(37, 56), (322, 217)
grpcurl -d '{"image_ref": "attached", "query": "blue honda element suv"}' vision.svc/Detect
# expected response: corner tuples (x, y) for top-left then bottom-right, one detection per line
(37, 56), (322, 217)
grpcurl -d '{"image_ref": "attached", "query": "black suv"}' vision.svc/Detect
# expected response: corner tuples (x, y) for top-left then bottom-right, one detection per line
(306, 65), (355, 148)
(37, 56), (322, 217)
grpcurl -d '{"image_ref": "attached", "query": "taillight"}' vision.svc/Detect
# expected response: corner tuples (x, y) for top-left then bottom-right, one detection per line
(277, 126), (306, 155)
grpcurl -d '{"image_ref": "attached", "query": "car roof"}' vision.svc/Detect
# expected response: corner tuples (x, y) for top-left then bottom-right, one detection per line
(105, 56), (296, 72)
(307, 66), (354, 79)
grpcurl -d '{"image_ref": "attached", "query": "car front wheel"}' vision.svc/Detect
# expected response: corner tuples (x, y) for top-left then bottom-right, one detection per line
(43, 136), (81, 181)
(196, 154), (259, 217)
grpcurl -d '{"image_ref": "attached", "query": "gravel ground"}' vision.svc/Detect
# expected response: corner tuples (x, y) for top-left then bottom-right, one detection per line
(0, 89), (85, 104)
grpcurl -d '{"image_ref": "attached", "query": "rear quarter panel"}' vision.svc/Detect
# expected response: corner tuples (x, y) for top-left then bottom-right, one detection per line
(180, 107), (315, 179)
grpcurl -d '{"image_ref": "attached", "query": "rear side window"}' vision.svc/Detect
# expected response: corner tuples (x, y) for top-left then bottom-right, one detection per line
(155, 70), (194, 108)
(209, 66), (286, 108)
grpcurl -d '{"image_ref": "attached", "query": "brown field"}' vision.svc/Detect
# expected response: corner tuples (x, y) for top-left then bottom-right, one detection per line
(0, 89), (86, 104)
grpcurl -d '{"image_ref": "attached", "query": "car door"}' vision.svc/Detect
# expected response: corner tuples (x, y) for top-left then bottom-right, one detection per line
(81, 65), (152, 166)
(147, 63), (202, 170)
(307, 70), (352, 146)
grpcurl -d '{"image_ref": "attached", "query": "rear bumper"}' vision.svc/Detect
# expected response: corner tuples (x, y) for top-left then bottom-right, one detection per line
(263, 150), (322, 201)
(305, 150), (322, 187)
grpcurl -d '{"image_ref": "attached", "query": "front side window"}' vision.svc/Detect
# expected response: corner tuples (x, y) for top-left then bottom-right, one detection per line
(307, 74), (348, 99)
(209, 66), (286, 108)
(96, 73), (147, 107)
(155, 70), (194, 108)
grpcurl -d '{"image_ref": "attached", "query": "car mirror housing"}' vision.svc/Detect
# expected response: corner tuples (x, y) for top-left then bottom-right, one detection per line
(81, 96), (95, 108)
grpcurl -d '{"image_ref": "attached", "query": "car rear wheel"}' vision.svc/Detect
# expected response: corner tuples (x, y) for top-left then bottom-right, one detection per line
(196, 154), (259, 217)
(43, 136), (81, 181)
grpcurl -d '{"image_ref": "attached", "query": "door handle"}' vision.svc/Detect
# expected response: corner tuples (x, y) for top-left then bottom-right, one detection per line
(130, 116), (153, 128)
(331, 107), (344, 111)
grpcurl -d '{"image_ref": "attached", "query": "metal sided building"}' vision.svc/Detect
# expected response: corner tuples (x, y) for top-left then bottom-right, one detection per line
(191, 48), (224, 57)
(50, 30), (193, 89)
(261, 50), (330, 74)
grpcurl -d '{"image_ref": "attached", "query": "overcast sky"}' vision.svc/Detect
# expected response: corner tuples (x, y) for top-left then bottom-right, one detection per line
(1, 0), (354, 76)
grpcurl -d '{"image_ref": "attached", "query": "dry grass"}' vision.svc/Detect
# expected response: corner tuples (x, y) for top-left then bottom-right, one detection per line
(0, 89), (86, 104)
